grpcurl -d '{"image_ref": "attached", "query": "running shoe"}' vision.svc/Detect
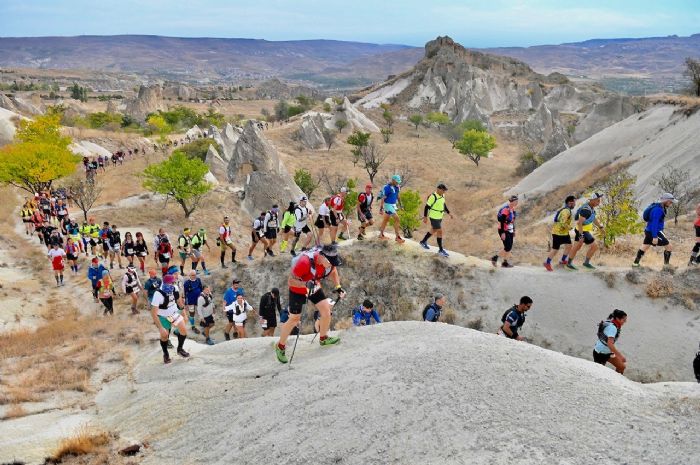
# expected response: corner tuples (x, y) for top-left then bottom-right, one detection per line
(191, 326), (201, 335)
(276, 346), (288, 363)
(206, 338), (215, 346)
(632, 262), (641, 268)
(501, 262), (514, 268)
(438, 249), (449, 258)
(378, 234), (389, 240)
(247, 255), (254, 261)
(566, 263), (578, 270)
(491, 255), (498, 267)
(395, 237), (405, 244)
(543, 262), (553, 272)
(320, 336), (341, 346)
(163, 354), (171, 364)
(357, 235), (364, 241)
(582, 262), (596, 270)
(177, 348), (190, 358)
(419, 241), (430, 250)
(203, 269), (211, 276)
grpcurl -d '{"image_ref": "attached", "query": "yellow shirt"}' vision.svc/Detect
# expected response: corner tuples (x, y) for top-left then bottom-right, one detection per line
(551, 207), (573, 236)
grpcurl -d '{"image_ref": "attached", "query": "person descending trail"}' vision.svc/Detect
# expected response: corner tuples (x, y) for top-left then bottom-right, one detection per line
(190, 228), (210, 275)
(690, 203), (700, 266)
(633, 193), (677, 268)
(247, 212), (269, 261)
(225, 294), (254, 339)
(498, 296), (533, 341)
(356, 184), (374, 241)
(593, 309), (628, 374)
(222, 279), (245, 340)
(134, 232), (149, 275)
(83, 218), (100, 257)
(65, 237), (79, 274)
(314, 198), (332, 244)
(153, 228), (169, 265)
(197, 285), (216, 345)
(566, 193), (605, 270)
(544, 195), (576, 271)
(144, 269), (162, 303)
(492, 196), (518, 268)
(183, 270), (203, 335)
(108, 224), (124, 269)
(218, 215), (237, 268)
(279, 202), (297, 253)
(66, 218), (83, 254)
(177, 228), (193, 274)
(258, 287), (281, 337)
(263, 205), (280, 256)
(329, 188), (349, 243)
(377, 175), (405, 244)
(156, 236), (173, 275)
(48, 242), (66, 286)
(290, 196), (313, 256)
(275, 244), (345, 363)
(122, 264), (143, 315)
(87, 258), (107, 302)
(21, 201), (35, 235)
(122, 232), (136, 268)
(96, 270), (116, 315)
(352, 299), (382, 326)
(150, 273), (189, 364)
(420, 183), (452, 257)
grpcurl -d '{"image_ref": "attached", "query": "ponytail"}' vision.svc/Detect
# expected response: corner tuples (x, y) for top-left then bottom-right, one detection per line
(608, 309), (627, 320)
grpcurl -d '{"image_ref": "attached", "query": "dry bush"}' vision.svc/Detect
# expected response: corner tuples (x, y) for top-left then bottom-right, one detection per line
(442, 307), (457, 324)
(0, 385), (42, 405)
(645, 276), (674, 298)
(599, 272), (616, 288)
(333, 317), (353, 331)
(51, 428), (111, 462)
(2, 403), (28, 419)
(465, 317), (483, 331)
(625, 270), (643, 285)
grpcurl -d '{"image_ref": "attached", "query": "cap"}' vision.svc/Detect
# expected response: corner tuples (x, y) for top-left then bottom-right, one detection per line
(91, 257), (99, 264)
(272, 204), (279, 210)
(232, 278), (241, 284)
(199, 228), (206, 233)
(340, 187), (348, 193)
(183, 227), (191, 233)
(163, 274), (176, 284)
(509, 195), (519, 202)
(589, 192), (604, 200)
(167, 266), (179, 275)
(391, 174), (402, 183)
(224, 215), (230, 220)
(299, 195), (308, 202)
(320, 243), (341, 267)
(659, 192), (678, 203)
(437, 183), (448, 191)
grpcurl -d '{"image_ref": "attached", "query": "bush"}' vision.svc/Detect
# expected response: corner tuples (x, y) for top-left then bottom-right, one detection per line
(176, 139), (222, 162)
(52, 428), (110, 462)
(455, 129), (496, 166)
(516, 150), (543, 176)
(646, 276), (674, 298)
(398, 189), (422, 238)
(294, 168), (319, 197)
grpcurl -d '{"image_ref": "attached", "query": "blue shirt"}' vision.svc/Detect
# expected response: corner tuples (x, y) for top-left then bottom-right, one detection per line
(352, 306), (382, 326)
(223, 286), (245, 306)
(87, 264), (107, 287)
(423, 303), (441, 322)
(183, 277), (204, 304)
(144, 277), (162, 301)
(502, 307), (526, 338)
(594, 323), (618, 354)
(382, 184), (400, 205)
(645, 204), (666, 238)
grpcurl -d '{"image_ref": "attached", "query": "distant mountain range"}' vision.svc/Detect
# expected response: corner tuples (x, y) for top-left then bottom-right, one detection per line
(0, 34), (698, 92)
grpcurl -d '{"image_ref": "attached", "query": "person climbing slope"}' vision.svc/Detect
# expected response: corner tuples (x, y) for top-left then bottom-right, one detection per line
(492, 196), (518, 268)
(544, 195), (576, 271)
(633, 193), (677, 268)
(420, 183), (452, 257)
(593, 309), (628, 374)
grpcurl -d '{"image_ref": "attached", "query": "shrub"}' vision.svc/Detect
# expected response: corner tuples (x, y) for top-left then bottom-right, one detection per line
(645, 276), (674, 298)
(398, 189), (422, 238)
(52, 428), (110, 462)
(294, 168), (319, 198)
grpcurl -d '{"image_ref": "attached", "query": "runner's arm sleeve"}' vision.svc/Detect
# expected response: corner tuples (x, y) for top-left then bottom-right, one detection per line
(444, 204), (450, 215)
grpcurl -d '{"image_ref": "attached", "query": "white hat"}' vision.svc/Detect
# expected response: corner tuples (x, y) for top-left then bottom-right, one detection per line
(659, 192), (678, 203)
(299, 195), (308, 202)
(340, 187), (348, 193)
(589, 192), (603, 200)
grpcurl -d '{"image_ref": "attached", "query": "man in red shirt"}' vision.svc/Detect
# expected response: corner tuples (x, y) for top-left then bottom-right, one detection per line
(275, 244), (346, 363)
(329, 187), (349, 244)
(48, 242), (66, 286)
(356, 183), (374, 241)
(690, 202), (700, 266)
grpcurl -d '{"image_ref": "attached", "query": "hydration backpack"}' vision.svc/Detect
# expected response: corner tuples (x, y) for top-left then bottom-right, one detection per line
(597, 320), (619, 346)
(642, 203), (660, 222)
(553, 207), (570, 223)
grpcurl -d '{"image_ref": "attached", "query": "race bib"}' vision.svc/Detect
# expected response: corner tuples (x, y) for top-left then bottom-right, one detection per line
(163, 253), (170, 259)
(126, 248), (134, 255)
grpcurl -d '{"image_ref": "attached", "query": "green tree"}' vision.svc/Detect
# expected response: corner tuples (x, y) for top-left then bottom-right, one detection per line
(380, 127), (393, 143)
(382, 109), (394, 128)
(334, 119), (348, 133)
(426, 112), (450, 129)
(343, 179), (359, 216)
(455, 129), (496, 166)
(409, 114), (423, 130)
(0, 113), (78, 194)
(346, 130), (371, 166)
(141, 151), (213, 218)
(70, 82), (88, 102)
(201, 107), (225, 128)
(146, 114), (172, 142)
(596, 172), (644, 246)
(275, 100), (289, 121)
(447, 120), (486, 148)
(294, 168), (319, 198)
(398, 189), (422, 238)
(176, 139), (223, 162)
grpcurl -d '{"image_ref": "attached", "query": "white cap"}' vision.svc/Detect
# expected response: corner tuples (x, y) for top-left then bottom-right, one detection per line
(589, 192), (603, 200)
(659, 192), (678, 203)
(340, 187), (348, 193)
(299, 195), (308, 202)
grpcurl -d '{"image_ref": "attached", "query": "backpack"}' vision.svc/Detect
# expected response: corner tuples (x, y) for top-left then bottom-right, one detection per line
(155, 288), (180, 310)
(597, 320), (619, 346)
(422, 303), (439, 322)
(500, 308), (512, 323)
(497, 205), (511, 223)
(642, 203), (660, 222)
(291, 249), (319, 278)
(553, 207), (570, 223)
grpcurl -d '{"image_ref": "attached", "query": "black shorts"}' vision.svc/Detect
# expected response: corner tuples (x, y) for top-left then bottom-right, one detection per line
(499, 230), (514, 252)
(283, 225), (292, 233)
(593, 350), (612, 365)
(429, 218), (442, 230)
(551, 234), (572, 250)
(203, 315), (215, 327)
(89, 238), (98, 247)
(643, 231), (669, 246)
(288, 288), (326, 314)
(315, 216), (328, 229)
(358, 210), (373, 223)
(574, 230), (595, 245)
(125, 286), (135, 295)
(66, 253), (78, 261)
(329, 212), (339, 227)
(264, 229), (277, 240)
(225, 310), (245, 323)
(695, 225), (700, 238)
(294, 225), (310, 237)
(251, 231), (262, 243)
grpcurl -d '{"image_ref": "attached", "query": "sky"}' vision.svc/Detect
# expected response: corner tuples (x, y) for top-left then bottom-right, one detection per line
(1, 0), (699, 48)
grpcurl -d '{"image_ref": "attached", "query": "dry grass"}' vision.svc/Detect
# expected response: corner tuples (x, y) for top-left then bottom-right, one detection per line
(51, 427), (111, 463)
(2, 403), (28, 419)
(645, 275), (674, 298)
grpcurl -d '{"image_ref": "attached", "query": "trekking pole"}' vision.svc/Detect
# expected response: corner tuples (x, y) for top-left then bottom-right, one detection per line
(310, 293), (344, 344)
(311, 224), (320, 247)
(289, 283), (313, 367)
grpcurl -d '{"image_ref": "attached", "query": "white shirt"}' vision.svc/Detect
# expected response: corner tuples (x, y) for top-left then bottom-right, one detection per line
(219, 225), (232, 242)
(294, 206), (309, 230)
(318, 203), (330, 217)
(151, 287), (180, 317)
(48, 248), (66, 260)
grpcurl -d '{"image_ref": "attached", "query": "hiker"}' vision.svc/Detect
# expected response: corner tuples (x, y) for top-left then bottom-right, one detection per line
(275, 244), (345, 363)
(83, 218), (100, 257)
(87, 257), (107, 302)
(183, 270), (204, 335)
(356, 184), (374, 241)
(377, 174), (405, 243)
(197, 285), (216, 345)
(263, 205), (280, 256)
(420, 183), (452, 257)
(48, 242), (66, 287)
(66, 218), (83, 254)
(694, 343), (700, 383)
(96, 270), (116, 315)
(498, 296), (533, 341)
(492, 195), (518, 268)
(329, 187), (349, 243)
(107, 224), (124, 269)
(65, 237), (80, 274)
(279, 202), (297, 253)
(153, 228), (169, 265)
(290, 196), (313, 256)
(190, 228), (210, 275)
(247, 212), (269, 260)
(352, 299), (382, 326)
(567, 193), (605, 270)
(218, 215), (237, 268)
(593, 309), (628, 374)
(150, 273), (189, 364)
(225, 294), (254, 339)
(422, 294), (445, 322)
(222, 278), (246, 340)
(314, 197), (332, 244)
(134, 232), (149, 274)
(177, 227), (193, 274)
(258, 287), (281, 337)
(633, 193), (677, 268)
(122, 231), (136, 268)
(691, 203), (700, 266)
(144, 269), (162, 303)
(156, 236), (173, 275)
(545, 195), (576, 271)
(121, 264), (142, 315)
(21, 201), (35, 235)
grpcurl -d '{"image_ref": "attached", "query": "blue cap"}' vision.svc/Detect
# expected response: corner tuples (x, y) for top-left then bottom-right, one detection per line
(391, 174), (402, 183)
(167, 266), (179, 275)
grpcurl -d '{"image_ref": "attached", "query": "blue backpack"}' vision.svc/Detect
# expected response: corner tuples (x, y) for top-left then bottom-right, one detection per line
(642, 203), (659, 222)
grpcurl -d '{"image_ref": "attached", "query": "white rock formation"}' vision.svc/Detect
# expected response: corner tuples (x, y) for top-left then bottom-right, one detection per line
(333, 97), (380, 133)
(0, 107), (19, 146)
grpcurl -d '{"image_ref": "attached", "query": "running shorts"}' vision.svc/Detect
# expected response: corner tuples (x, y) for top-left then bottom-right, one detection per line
(593, 350), (612, 365)
(643, 231), (669, 247)
(329, 211), (339, 227)
(499, 230), (514, 252)
(551, 233), (572, 250)
(251, 231), (261, 243)
(283, 225), (293, 233)
(294, 225), (310, 237)
(288, 288), (326, 314)
(429, 218), (442, 230)
(574, 230), (595, 245)
(264, 229), (277, 240)
(383, 203), (398, 215)
(358, 210), (373, 222)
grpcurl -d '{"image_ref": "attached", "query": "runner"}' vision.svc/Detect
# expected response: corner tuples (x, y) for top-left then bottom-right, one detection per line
(225, 294), (253, 339)
(190, 228), (210, 275)
(133, 232), (149, 274)
(197, 285), (216, 345)
(544, 195), (576, 271)
(279, 202), (297, 253)
(329, 187), (349, 243)
(31, 209), (45, 242)
(65, 237), (80, 274)
(593, 309), (628, 374)
(314, 197), (332, 244)
(498, 296), (533, 341)
(633, 193), (677, 268)
(96, 270), (116, 315)
(48, 242), (66, 287)
(275, 244), (345, 364)
(177, 227), (193, 274)
(20, 201), (34, 235)
(107, 224), (124, 269)
(83, 217), (100, 257)
(87, 258), (107, 302)
(263, 204), (280, 256)
(566, 193), (605, 270)
(356, 184), (374, 241)
(377, 175), (405, 244)
(183, 270), (203, 335)
(491, 195), (518, 268)
(419, 183), (452, 257)
(150, 273), (190, 364)
(218, 215), (237, 268)
(153, 228), (169, 266)
(121, 264), (142, 315)
(422, 294), (445, 322)
(290, 196), (313, 256)
(156, 236), (173, 275)
(352, 299), (382, 326)
(222, 279), (246, 340)
(66, 218), (83, 254)
(690, 203), (700, 266)
(258, 287), (281, 337)
(247, 212), (269, 261)
(122, 231), (136, 268)
(55, 199), (69, 233)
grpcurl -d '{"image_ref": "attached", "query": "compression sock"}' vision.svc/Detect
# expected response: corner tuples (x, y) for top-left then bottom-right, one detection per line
(59, 274), (63, 284)
(280, 240), (287, 252)
(189, 316), (195, 328)
(421, 232), (432, 244)
(140, 262), (145, 272)
(634, 250), (645, 264)
(231, 250), (236, 263)
(277, 342), (285, 351)
(160, 340), (169, 356)
(201, 262), (207, 271)
(177, 334), (186, 351)
(55, 276), (60, 285)
(220, 252), (225, 266)
(546, 257), (552, 265)
(663, 250), (672, 265)
(192, 261), (198, 270)
(437, 237), (444, 251)
(180, 266), (184, 274)
(561, 254), (568, 263)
